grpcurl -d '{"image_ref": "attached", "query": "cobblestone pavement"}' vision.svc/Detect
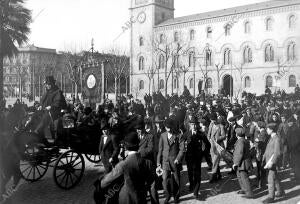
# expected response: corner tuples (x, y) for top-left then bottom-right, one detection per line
(2, 157), (300, 204)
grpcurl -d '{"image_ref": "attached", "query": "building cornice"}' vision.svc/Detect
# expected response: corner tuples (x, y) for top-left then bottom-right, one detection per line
(129, 2), (174, 11)
(154, 4), (300, 32)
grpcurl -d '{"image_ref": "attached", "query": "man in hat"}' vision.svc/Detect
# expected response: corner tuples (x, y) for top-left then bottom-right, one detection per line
(184, 115), (205, 199)
(157, 118), (185, 204)
(277, 114), (289, 169)
(99, 119), (120, 173)
(232, 128), (254, 199)
(136, 119), (158, 204)
(262, 123), (285, 203)
(101, 131), (155, 204)
(207, 112), (226, 183)
(249, 117), (268, 189)
(34, 76), (67, 141)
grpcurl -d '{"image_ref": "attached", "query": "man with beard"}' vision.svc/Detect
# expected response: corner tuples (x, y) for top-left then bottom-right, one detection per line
(157, 118), (185, 204)
(34, 76), (66, 142)
(184, 115), (205, 199)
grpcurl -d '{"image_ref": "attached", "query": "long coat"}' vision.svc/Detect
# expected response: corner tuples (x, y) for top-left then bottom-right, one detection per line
(40, 85), (66, 120)
(101, 153), (155, 204)
(263, 133), (281, 168)
(138, 132), (154, 162)
(233, 137), (253, 171)
(157, 132), (185, 171)
(99, 133), (120, 172)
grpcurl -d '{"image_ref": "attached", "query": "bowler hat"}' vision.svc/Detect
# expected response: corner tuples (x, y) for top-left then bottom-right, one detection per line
(266, 123), (277, 131)
(210, 112), (218, 121)
(235, 128), (245, 137)
(44, 76), (56, 85)
(124, 132), (139, 149)
(135, 118), (145, 130)
(100, 119), (109, 130)
(164, 118), (177, 130)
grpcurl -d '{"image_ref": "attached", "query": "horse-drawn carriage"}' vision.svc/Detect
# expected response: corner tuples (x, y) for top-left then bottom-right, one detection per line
(18, 110), (102, 190)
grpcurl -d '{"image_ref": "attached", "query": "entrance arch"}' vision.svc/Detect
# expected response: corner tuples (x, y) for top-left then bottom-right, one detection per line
(223, 75), (233, 96)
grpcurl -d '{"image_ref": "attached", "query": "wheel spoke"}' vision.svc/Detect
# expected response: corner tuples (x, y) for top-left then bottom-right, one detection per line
(36, 166), (42, 177)
(65, 173), (69, 188)
(59, 172), (68, 184)
(73, 160), (82, 167)
(33, 167), (36, 179)
(38, 164), (47, 170)
(21, 166), (31, 174)
(26, 167), (33, 179)
(69, 172), (74, 185)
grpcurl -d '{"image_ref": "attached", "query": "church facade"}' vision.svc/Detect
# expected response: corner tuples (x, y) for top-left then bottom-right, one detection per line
(130, 0), (300, 98)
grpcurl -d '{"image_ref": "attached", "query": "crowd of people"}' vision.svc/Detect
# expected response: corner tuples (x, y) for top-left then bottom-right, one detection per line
(1, 76), (300, 204)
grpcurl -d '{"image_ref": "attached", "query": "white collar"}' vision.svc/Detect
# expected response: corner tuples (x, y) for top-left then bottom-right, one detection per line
(127, 151), (137, 156)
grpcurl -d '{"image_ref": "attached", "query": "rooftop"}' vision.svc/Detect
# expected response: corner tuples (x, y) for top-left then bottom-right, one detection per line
(155, 0), (300, 27)
(18, 44), (56, 54)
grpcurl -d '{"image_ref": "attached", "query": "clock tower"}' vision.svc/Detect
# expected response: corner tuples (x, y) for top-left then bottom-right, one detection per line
(130, 0), (174, 94)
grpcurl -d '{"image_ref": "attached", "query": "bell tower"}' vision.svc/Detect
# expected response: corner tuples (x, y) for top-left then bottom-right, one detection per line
(129, 0), (174, 94)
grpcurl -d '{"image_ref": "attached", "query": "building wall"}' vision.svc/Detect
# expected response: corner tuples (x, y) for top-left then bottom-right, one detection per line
(130, 0), (300, 98)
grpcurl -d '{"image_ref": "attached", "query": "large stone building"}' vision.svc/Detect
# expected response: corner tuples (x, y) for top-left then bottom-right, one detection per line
(130, 0), (300, 98)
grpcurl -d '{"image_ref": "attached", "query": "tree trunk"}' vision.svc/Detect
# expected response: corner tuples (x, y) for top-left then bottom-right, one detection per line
(125, 77), (128, 95)
(148, 78), (151, 94)
(171, 71), (174, 95)
(114, 77), (117, 102)
(0, 9), (3, 107)
(183, 72), (186, 88)
(118, 77), (121, 98)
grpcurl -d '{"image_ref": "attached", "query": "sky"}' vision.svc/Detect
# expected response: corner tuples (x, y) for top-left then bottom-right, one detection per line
(25, 0), (269, 52)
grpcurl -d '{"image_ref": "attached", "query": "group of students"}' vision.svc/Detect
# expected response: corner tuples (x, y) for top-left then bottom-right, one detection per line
(93, 89), (300, 204)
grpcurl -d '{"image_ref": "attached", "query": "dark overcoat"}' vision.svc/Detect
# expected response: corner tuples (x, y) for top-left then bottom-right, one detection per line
(41, 85), (66, 120)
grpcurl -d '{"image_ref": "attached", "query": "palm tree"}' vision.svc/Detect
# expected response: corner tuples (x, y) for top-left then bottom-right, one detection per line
(0, 0), (31, 106)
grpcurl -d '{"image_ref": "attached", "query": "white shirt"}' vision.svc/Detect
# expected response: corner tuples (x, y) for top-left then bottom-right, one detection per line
(167, 133), (173, 140)
(103, 135), (108, 144)
(127, 151), (137, 156)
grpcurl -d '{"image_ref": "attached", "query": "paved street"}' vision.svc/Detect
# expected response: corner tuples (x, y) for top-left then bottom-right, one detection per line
(1, 157), (300, 204)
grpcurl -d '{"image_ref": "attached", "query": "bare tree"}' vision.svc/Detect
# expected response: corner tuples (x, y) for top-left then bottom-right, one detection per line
(215, 63), (225, 93)
(152, 34), (191, 96)
(178, 65), (189, 88)
(197, 63), (212, 93)
(106, 47), (129, 101)
(143, 65), (157, 94)
(62, 52), (84, 99)
(233, 63), (246, 100)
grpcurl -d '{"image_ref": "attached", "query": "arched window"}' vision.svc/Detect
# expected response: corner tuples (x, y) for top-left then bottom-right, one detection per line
(188, 52), (194, 67)
(173, 78), (178, 89)
(205, 49), (212, 66)
(159, 54), (165, 69)
(159, 34), (164, 44)
(243, 46), (253, 64)
(266, 76), (273, 87)
(139, 37), (144, 46)
(174, 31), (179, 42)
(224, 24), (231, 36)
(266, 17), (273, 31)
(189, 78), (194, 89)
(139, 56), (145, 70)
(207, 27), (212, 38)
(190, 29), (195, 41)
(159, 79), (164, 89)
(205, 78), (213, 89)
(287, 42), (296, 61)
(244, 76), (251, 88)
(139, 80), (144, 90)
(265, 44), (274, 62)
(244, 21), (251, 33)
(289, 75), (296, 87)
(289, 15), (296, 29)
(224, 48), (232, 65)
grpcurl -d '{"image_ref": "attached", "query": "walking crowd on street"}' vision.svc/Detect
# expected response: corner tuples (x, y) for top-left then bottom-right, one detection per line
(1, 76), (300, 204)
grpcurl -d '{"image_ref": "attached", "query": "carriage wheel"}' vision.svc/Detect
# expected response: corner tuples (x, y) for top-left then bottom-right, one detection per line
(53, 150), (85, 190)
(84, 154), (101, 163)
(20, 145), (49, 182)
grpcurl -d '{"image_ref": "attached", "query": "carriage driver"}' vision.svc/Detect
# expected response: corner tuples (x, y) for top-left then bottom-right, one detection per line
(34, 76), (67, 142)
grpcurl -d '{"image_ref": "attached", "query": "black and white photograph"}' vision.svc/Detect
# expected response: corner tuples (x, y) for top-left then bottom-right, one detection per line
(0, 0), (300, 203)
